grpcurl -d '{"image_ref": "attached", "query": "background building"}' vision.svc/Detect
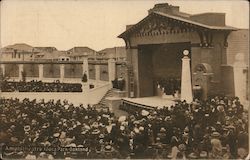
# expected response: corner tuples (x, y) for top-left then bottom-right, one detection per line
(0, 43), (40, 61)
(97, 47), (126, 61)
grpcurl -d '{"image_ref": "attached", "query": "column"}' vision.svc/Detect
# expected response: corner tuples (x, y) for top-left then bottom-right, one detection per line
(60, 64), (65, 83)
(82, 55), (89, 92)
(0, 64), (5, 76)
(95, 64), (100, 81)
(234, 53), (247, 104)
(181, 50), (193, 103)
(108, 58), (116, 82)
(18, 64), (24, 81)
(38, 64), (44, 81)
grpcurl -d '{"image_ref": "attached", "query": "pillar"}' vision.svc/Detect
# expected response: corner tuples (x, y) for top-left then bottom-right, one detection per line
(60, 64), (65, 83)
(18, 64), (24, 81)
(82, 55), (89, 92)
(0, 64), (5, 76)
(38, 64), (44, 81)
(95, 65), (100, 81)
(234, 53), (247, 104)
(181, 50), (193, 103)
(108, 58), (116, 82)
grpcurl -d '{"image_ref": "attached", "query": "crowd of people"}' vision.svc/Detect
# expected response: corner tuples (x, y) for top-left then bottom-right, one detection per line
(157, 78), (181, 96)
(0, 96), (249, 159)
(112, 77), (125, 91)
(120, 96), (249, 159)
(0, 80), (82, 92)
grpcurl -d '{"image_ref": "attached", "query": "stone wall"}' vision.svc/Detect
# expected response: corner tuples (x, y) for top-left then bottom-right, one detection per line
(5, 64), (19, 77)
(64, 64), (82, 78)
(43, 64), (61, 78)
(24, 64), (39, 77)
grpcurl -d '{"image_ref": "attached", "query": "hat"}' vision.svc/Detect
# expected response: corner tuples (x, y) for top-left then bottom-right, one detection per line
(92, 122), (99, 128)
(39, 152), (47, 158)
(92, 129), (100, 135)
(25, 154), (36, 159)
(118, 116), (126, 122)
(141, 110), (149, 116)
(81, 130), (88, 135)
(211, 132), (220, 138)
(184, 127), (189, 133)
(59, 132), (66, 139)
(139, 126), (144, 131)
(67, 143), (76, 147)
(104, 145), (113, 152)
(21, 113), (28, 117)
(77, 145), (84, 147)
(216, 121), (221, 125)
(10, 137), (19, 143)
(134, 128), (139, 133)
(24, 125), (31, 132)
(160, 127), (166, 132)
(42, 123), (50, 129)
(31, 119), (37, 124)
(99, 134), (105, 138)
(133, 121), (140, 125)
(53, 133), (60, 138)
(211, 127), (216, 132)
(217, 105), (224, 112)
(200, 151), (207, 158)
(10, 125), (16, 130)
(165, 116), (171, 121)
(188, 153), (198, 159)
(84, 125), (91, 130)
(120, 126), (125, 131)
(76, 121), (81, 126)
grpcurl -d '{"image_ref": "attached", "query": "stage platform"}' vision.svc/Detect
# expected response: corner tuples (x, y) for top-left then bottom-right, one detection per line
(122, 96), (176, 109)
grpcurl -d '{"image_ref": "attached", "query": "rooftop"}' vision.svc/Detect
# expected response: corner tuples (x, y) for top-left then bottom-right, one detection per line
(118, 3), (237, 39)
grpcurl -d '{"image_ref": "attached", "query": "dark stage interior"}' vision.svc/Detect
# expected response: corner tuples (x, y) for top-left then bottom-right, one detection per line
(138, 42), (191, 97)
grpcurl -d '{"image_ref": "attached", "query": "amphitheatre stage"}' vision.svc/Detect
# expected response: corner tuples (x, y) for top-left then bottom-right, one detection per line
(122, 96), (176, 109)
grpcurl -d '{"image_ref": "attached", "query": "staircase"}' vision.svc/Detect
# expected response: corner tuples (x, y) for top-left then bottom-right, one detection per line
(95, 88), (119, 107)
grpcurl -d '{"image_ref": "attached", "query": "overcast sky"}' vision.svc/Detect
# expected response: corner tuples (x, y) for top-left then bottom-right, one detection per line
(1, 0), (249, 51)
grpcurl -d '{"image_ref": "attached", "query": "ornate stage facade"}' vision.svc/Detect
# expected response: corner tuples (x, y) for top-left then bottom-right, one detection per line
(118, 3), (248, 105)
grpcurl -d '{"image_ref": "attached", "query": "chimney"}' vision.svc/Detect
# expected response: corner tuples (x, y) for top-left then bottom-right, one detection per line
(148, 3), (180, 15)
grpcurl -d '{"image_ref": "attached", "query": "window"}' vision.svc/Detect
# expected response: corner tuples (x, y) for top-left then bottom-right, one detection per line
(18, 53), (21, 58)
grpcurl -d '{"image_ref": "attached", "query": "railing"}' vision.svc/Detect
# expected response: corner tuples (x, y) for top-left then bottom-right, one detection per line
(122, 99), (155, 110)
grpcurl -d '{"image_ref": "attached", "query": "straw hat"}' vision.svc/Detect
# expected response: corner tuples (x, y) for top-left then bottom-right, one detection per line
(139, 126), (144, 131)
(24, 125), (31, 132)
(92, 129), (100, 135)
(134, 128), (139, 133)
(141, 110), (149, 116)
(104, 145), (113, 152)
(160, 127), (166, 132)
(200, 151), (207, 158)
(53, 133), (60, 138)
(211, 132), (221, 138)
(118, 116), (126, 122)
(120, 126), (125, 131)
